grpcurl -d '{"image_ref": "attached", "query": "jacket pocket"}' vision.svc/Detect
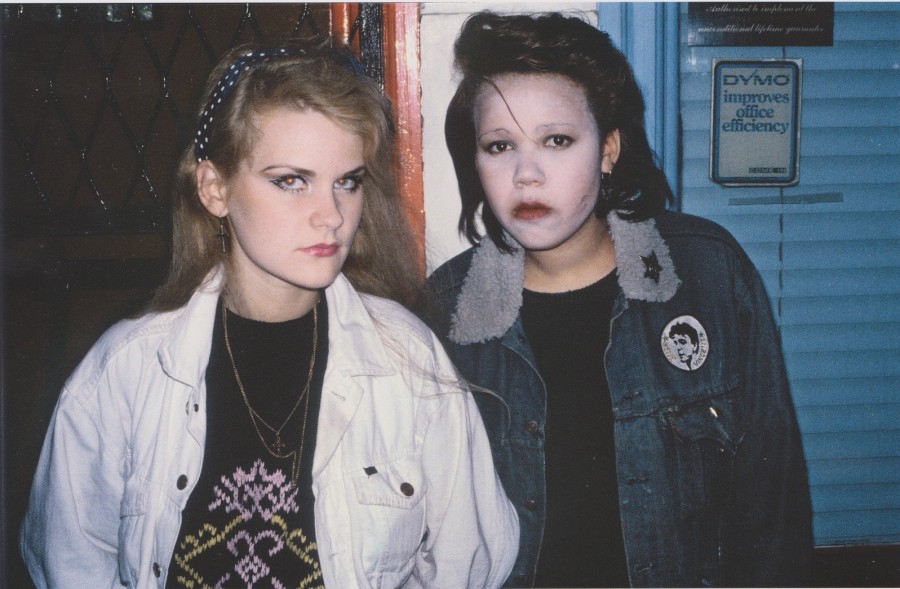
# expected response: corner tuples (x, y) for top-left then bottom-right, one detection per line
(658, 391), (743, 584)
(349, 456), (427, 577)
(660, 392), (740, 450)
(659, 391), (742, 508)
(118, 477), (148, 587)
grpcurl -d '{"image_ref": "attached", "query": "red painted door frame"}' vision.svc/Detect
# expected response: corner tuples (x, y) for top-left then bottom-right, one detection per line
(331, 3), (425, 276)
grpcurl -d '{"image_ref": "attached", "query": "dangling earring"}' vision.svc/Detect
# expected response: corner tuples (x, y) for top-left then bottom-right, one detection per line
(216, 216), (230, 253)
(600, 170), (613, 201)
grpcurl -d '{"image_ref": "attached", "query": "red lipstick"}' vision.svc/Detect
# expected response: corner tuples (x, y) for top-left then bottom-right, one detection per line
(513, 202), (552, 221)
(303, 243), (340, 257)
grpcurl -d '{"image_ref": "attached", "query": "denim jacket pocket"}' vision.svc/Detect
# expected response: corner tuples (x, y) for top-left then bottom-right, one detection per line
(659, 391), (743, 513)
(350, 457), (427, 575)
(118, 476), (149, 586)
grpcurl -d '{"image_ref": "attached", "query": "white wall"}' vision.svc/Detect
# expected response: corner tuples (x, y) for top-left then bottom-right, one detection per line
(420, 2), (598, 273)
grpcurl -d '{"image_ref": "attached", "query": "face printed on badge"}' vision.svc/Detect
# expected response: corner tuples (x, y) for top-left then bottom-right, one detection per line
(662, 315), (709, 371)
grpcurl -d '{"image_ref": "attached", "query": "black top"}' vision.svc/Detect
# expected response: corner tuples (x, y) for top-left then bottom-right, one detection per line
(167, 296), (328, 589)
(521, 271), (629, 588)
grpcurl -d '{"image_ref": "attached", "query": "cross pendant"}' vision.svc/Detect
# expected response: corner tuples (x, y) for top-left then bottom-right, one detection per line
(272, 434), (286, 454)
(216, 221), (229, 252)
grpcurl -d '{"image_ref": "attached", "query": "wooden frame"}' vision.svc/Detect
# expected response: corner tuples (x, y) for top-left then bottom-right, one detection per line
(331, 3), (425, 276)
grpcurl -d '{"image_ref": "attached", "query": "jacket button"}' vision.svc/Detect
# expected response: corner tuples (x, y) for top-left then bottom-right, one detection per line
(152, 562), (161, 577)
(400, 482), (414, 497)
(525, 420), (540, 435)
(524, 498), (538, 511)
(176, 475), (188, 490)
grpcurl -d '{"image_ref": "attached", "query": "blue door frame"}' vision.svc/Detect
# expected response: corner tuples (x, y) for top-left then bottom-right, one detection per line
(598, 2), (681, 207)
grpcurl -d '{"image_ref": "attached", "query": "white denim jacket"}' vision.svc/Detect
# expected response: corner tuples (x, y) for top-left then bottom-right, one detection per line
(20, 270), (519, 589)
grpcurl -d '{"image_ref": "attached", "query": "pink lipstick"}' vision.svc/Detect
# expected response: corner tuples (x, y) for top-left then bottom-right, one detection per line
(303, 243), (340, 257)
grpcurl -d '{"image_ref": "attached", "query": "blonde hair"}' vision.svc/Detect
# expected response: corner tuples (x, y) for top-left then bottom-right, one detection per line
(145, 38), (420, 313)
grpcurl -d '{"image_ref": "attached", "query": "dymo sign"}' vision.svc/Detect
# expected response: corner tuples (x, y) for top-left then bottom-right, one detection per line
(723, 72), (792, 85)
(711, 59), (801, 186)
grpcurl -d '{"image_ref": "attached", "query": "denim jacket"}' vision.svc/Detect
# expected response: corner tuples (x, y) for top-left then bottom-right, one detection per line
(422, 210), (813, 587)
(21, 269), (519, 589)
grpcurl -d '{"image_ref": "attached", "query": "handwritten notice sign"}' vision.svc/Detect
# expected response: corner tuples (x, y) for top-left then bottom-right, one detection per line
(711, 60), (801, 186)
(688, 3), (833, 46)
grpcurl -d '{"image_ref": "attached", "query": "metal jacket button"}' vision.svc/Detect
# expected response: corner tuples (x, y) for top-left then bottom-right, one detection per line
(176, 474), (188, 490)
(400, 482), (414, 497)
(152, 562), (161, 577)
(524, 498), (538, 511)
(525, 420), (540, 435)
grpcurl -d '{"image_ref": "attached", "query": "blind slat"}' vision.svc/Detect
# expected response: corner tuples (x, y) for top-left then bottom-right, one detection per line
(783, 323), (900, 353)
(812, 483), (900, 512)
(782, 268), (900, 297)
(787, 350), (900, 379)
(793, 377), (898, 406)
(808, 457), (900, 486)
(781, 295), (900, 325)
(681, 70), (900, 101)
(798, 404), (900, 434)
(813, 510), (900, 544)
(802, 430), (900, 460)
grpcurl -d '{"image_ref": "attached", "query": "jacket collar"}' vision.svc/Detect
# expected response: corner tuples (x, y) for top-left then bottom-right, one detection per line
(157, 268), (223, 387)
(156, 267), (398, 477)
(157, 268), (396, 383)
(323, 273), (396, 379)
(449, 210), (681, 344)
(317, 273), (395, 476)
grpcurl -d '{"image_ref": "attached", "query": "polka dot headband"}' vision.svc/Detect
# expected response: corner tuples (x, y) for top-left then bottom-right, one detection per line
(194, 46), (367, 162)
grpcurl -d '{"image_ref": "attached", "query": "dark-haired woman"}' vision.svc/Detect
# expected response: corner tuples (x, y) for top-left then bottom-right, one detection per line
(21, 39), (518, 589)
(422, 11), (812, 588)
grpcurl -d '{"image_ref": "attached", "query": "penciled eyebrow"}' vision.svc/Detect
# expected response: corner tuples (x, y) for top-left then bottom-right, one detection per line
(477, 127), (510, 140)
(262, 165), (316, 177)
(477, 122), (578, 142)
(260, 165), (366, 178)
(536, 122), (578, 132)
(341, 166), (367, 178)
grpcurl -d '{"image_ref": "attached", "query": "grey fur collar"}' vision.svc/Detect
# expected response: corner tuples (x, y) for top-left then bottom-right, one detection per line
(449, 210), (681, 344)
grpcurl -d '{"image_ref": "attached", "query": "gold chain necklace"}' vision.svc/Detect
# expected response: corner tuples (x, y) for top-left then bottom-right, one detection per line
(222, 303), (318, 482)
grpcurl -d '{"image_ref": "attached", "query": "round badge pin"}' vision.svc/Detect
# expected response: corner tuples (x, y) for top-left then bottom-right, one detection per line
(661, 315), (709, 371)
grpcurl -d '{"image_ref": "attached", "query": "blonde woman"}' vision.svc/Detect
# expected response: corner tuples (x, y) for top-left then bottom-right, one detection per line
(21, 39), (518, 589)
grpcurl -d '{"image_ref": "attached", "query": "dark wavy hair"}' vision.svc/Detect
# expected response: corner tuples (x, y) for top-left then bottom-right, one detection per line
(445, 11), (673, 251)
